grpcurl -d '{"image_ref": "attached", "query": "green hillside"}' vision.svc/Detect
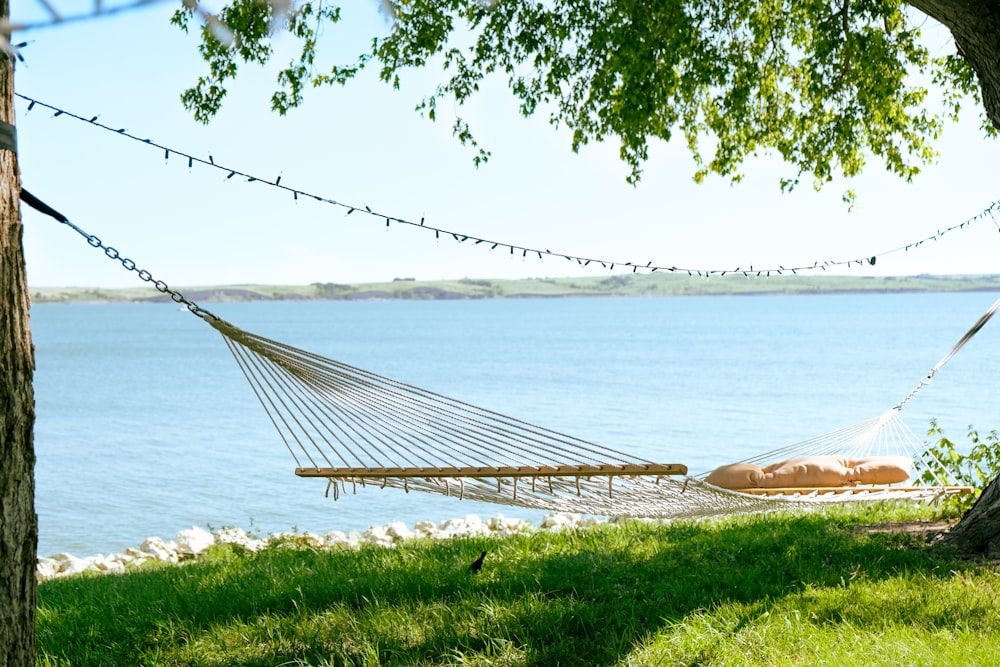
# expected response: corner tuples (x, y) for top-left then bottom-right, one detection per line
(29, 273), (1000, 304)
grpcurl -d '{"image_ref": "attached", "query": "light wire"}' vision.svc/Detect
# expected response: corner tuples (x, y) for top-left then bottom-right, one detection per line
(15, 92), (1000, 277)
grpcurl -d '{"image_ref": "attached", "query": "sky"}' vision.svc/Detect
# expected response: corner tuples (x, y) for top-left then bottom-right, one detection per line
(9, 1), (1000, 288)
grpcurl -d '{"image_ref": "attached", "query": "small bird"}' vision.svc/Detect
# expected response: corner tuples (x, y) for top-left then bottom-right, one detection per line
(469, 551), (487, 573)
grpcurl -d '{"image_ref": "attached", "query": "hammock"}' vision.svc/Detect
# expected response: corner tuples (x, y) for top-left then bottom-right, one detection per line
(24, 190), (988, 520)
(207, 300), (989, 520)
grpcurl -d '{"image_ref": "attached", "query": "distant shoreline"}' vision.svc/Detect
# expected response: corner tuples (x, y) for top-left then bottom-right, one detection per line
(28, 273), (1000, 304)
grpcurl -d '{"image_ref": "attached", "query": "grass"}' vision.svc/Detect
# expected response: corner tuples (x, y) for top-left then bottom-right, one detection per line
(36, 503), (1000, 666)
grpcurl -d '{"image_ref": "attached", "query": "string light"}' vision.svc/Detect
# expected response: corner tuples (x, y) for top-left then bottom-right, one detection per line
(16, 92), (1000, 278)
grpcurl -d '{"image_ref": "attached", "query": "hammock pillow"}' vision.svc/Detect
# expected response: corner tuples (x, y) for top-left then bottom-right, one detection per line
(848, 456), (912, 484)
(759, 456), (854, 488)
(704, 463), (766, 489)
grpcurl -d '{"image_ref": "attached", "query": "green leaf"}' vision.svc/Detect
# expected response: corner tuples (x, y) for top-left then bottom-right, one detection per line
(176, 0), (991, 191)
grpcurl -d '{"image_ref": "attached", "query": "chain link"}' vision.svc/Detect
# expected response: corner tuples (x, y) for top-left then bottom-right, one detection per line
(65, 220), (215, 320)
(21, 189), (218, 320)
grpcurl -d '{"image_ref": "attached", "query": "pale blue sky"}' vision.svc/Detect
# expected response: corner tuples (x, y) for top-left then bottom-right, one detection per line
(10, 1), (1000, 288)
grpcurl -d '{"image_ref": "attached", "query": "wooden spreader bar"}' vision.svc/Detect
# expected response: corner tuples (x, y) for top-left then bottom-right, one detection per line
(296, 463), (687, 479)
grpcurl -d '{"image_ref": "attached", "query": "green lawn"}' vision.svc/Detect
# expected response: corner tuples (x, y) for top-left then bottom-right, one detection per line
(36, 503), (1000, 666)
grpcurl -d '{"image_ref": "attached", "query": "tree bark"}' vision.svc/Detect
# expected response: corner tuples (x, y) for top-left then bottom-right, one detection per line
(938, 477), (1000, 558)
(900, 0), (1000, 558)
(0, 0), (35, 661)
(906, 0), (1000, 131)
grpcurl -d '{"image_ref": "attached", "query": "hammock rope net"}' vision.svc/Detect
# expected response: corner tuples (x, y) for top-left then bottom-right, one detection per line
(207, 297), (991, 519)
(25, 189), (991, 520)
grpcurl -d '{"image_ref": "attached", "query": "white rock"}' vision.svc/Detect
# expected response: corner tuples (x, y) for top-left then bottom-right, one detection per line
(300, 532), (325, 548)
(121, 548), (152, 567)
(362, 525), (393, 547)
(541, 512), (582, 530)
(437, 517), (465, 532)
(141, 537), (179, 563)
(175, 527), (215, 556)
(215, 527), (267, 551)
(215, 526), (249, 544)
(60, 554), (99, 576)
(93, 557), (125, 574)
(36, 557), (61, 582)
(437, 516), (489, 538)
(488, 515), (533, 534)
(323, 530), (353, 547)
(413, 520), (439, 538)
(386, 521), (415, 542)
(113, 552), (137, 565)
(463, 514), (488, 534)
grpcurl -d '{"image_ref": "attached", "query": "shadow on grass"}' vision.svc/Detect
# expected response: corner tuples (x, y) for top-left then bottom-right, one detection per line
(36, 510), (978, 666)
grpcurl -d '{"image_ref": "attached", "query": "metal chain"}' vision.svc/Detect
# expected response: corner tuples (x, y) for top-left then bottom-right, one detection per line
(895, 296), (1000, 411)
(22, 189), (217, 321)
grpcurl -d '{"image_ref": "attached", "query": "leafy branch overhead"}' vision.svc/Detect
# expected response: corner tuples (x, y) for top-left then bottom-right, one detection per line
(173, 0), (988, 196)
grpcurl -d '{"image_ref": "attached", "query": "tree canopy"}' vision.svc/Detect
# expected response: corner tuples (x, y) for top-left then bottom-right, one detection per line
(172, 0), (993, 204)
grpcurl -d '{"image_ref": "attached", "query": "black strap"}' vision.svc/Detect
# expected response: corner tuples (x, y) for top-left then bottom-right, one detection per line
(20, 189), (69, 223)
(0, 120), (15, 153)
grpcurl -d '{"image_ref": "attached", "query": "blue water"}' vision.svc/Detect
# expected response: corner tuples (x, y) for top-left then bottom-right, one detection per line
(31, 292), (1000, 556)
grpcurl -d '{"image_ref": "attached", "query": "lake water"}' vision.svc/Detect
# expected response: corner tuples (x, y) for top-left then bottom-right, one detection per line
(30, 291), (1000, 557)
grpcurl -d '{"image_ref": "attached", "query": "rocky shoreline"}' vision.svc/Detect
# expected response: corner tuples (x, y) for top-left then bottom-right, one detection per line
(37, 512), (608, 582)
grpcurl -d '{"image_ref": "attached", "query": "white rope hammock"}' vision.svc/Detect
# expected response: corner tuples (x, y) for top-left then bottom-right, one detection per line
(25, 189), (991, 520)
(206, 296), (993, 519)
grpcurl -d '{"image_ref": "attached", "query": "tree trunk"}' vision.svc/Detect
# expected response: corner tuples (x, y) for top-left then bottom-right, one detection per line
(938, 477), (1000, 558)
(902, 0), (1000, 558)
(0, 2), (36, 662)
(907, 0), (1000, 131)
